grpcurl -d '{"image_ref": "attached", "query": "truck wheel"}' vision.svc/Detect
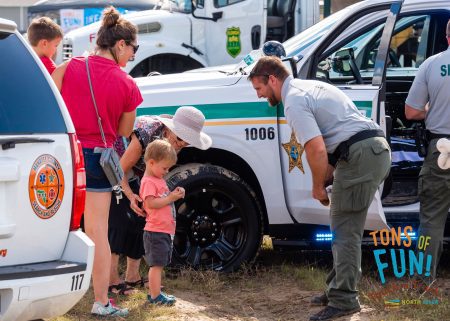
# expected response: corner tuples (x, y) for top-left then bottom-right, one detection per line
(166, 164), (263, 272)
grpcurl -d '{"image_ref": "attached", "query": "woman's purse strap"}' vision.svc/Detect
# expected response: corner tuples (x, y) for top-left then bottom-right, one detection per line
(85, 57), (107, 148)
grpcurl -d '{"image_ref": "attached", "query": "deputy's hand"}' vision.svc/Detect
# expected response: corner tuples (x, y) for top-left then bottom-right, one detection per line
(129, 193), (145, 216)
(312, 186), (329, 206)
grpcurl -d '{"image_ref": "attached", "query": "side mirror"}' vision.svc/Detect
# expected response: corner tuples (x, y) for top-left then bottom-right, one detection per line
(212, 11), (223, 21)
(332, 47), (355, 75)
(282, 55), (303, 79)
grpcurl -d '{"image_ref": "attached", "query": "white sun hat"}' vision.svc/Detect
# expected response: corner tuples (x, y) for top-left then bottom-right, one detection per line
(158, 106), (212, 150)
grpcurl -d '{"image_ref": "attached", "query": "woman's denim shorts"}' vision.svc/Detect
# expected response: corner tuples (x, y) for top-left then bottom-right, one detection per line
(83, 148), (113, 192)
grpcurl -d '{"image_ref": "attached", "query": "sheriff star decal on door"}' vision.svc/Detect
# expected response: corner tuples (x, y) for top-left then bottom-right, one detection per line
(282, 132), (305, 174)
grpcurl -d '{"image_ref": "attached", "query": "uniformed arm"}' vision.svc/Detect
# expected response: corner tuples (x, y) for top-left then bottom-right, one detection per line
(405, 58), (429, 121)
(51, 61), (70, 91)
(304, 136), (329, 203)
(405, 103), (426, 120)
(117, 110), (137, 137)
(120, 134), (145, 216)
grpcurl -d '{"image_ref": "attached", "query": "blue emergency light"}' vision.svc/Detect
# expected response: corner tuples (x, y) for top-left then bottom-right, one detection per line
(315, 233), (333, 242)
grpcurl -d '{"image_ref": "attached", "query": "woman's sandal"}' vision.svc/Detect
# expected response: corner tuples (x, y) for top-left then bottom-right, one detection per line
(108, 282), (135, 295)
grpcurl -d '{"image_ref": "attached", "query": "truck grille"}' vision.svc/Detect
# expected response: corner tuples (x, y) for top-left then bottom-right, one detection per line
(62, 40), (73, 61)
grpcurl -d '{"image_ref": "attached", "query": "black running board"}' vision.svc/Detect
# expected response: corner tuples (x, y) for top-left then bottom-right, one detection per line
(0, 260), (86, 281)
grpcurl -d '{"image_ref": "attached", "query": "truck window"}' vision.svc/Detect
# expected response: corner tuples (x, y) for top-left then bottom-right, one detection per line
(389, 16), (429, 69)
(360, 15), (431, 73)
(0, 32), (66, 134)
(214, 0), (245, 8)
(314, 14), (434, 85)
(314, 13), (389, 84)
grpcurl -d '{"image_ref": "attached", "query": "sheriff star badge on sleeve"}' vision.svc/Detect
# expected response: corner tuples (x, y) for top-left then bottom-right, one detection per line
(282, 131), (305, 174)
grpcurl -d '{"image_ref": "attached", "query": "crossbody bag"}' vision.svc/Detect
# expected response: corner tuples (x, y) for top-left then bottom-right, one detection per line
(85, 57), (124, 188)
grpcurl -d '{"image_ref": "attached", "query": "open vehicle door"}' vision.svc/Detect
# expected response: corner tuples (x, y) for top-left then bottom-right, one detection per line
(279, 1), (404, 230)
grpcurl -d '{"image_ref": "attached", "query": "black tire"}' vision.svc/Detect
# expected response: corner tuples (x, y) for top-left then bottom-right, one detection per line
(166, 164), (263, 272)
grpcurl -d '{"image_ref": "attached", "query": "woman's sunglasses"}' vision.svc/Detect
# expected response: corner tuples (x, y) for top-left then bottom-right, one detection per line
(127, 42), (139, 54)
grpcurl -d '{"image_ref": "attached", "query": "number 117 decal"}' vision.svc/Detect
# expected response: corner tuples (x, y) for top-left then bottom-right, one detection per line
(71, 273), (84, 291)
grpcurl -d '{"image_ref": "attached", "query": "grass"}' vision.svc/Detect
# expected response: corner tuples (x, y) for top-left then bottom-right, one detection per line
(48, 238), (449, 321)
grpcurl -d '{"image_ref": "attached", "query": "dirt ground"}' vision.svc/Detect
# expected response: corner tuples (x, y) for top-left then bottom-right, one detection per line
(53, 247), (450, 321)
(160, 286), (379, 321)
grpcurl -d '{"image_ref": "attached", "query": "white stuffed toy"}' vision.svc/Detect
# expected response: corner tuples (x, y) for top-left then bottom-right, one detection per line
(436, 138), (450, 170)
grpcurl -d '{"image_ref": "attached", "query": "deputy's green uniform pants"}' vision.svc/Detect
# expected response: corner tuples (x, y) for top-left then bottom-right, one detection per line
(326, 137), (391, 310)
(417, 138), (450, 282)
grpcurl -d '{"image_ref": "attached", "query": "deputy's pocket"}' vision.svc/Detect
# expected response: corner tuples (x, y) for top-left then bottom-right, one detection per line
(418, 167), (431, 202)
(371, 139), (390, 155)
(333, 172), (375, 213)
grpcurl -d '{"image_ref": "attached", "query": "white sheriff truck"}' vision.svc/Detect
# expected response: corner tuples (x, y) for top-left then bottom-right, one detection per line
(134, 0), (450, 272)
(0, 18), (94, 321)
(60, 0), (320, 76)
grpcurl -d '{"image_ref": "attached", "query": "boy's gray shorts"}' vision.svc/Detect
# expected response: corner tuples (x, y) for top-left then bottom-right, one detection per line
(143, 231), (173, 267)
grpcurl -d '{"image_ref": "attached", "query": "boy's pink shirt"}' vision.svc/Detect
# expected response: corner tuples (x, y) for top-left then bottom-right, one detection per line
(140, 175), (176, 235)
(40, 56), (56, 74)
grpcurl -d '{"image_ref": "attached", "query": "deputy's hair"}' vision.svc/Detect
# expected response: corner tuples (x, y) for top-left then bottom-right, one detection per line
(96, 6), (138, 57)
(447, 19), (450, 37)
(144, 139), (177, 164)
(27, 17), (63, 46)
(247, 56), (290, 84)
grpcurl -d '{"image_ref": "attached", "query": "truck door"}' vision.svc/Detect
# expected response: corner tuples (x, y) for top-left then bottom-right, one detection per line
(279, 1), (403, 230)
(202, 0), (266, 66)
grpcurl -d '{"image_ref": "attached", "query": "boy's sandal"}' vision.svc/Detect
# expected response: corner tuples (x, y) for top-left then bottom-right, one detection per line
(108, 282), (134, 295)
(125, 277), (149, 288)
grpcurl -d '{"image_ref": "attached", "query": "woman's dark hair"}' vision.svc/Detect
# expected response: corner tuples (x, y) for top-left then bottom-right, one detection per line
(96, 6), (138, 61)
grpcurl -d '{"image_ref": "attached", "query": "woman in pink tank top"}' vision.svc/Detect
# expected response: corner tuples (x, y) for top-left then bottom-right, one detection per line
(52, 6), (142, 317)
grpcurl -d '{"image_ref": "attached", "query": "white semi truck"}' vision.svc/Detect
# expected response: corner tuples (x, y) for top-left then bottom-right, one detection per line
(60, 0), (320, 76)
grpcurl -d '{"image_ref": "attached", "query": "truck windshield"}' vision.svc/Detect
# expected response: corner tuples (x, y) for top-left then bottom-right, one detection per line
(284, 7), (350, 58)
(235, 7), (351, 74)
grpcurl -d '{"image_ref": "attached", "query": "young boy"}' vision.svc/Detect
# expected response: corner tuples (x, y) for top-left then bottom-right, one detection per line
(27, 17), (63, 74)
(140, 139), (185, 305)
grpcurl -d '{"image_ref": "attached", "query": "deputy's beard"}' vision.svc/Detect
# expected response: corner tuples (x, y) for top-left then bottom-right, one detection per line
(267, 92), (279, 107)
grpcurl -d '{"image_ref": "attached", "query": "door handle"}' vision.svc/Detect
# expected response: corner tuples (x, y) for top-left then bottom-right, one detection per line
(0, 223), (16, 238)
(0, 158), (19, 181)
(251, 25), (261, 50)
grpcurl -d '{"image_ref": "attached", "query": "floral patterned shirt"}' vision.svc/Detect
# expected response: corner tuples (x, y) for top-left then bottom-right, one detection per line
(114, 115), (165, 179)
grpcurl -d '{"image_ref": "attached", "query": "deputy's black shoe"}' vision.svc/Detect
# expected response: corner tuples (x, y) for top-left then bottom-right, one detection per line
(309, 306), (361, 321)
(310, 293), (329, 306)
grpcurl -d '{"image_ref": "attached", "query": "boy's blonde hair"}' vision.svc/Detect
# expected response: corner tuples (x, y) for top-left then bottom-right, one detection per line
(144, 139), (177, 163)
(27, 17), (63, 46)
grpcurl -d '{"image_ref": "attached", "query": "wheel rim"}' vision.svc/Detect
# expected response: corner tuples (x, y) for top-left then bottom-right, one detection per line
(173, 185), (247, 271)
